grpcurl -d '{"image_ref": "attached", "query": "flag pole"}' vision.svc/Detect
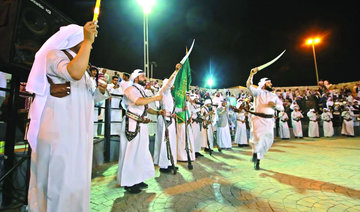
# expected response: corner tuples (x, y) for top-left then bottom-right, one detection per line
(184, 97), (193, 170)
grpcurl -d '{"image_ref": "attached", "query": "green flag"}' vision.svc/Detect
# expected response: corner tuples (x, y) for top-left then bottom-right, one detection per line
(172, 58), (192, 123)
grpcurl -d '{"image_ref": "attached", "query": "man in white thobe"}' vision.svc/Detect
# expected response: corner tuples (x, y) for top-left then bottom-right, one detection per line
(321, 108), (334, 137)
(246, 68), (284, 170)
(307, 109), (320, 138)
(216, 100), (232, 149)
(291, 106), (303, 138)
(234, 108), (248, 147)
(176, 94), (196, 162)
(117, 69), (163, 193)
(107, 75), (123, 136)
(89, 66), (99, 137)
(190, 94), (203, 157)
(144, 83), (158, 136)
(278, 111), (290, 139)
(120, 73), (130, 94)
(153, 65), (180, 173)
(26, 22), (109, 212)
(341, 107), (355, 137)
(212, 92), (222, 108)
(200, 99), (215, 153)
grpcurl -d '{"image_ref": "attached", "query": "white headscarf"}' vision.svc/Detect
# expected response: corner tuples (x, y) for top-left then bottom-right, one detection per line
(130, 69), (145, 82)
(26, 24), (84, 152)
(26, 24), (83, 95)
(258, 77), (271, 90)
(190, 94), (197, 101)
(204, 99), (212, 105)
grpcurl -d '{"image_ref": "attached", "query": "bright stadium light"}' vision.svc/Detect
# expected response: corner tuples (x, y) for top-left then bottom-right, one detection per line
(207, 77), (214, 89)
(137, 0), (156, 14)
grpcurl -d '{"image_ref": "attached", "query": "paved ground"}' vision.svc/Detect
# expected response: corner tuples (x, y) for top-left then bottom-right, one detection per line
(90, 136), (360, 212)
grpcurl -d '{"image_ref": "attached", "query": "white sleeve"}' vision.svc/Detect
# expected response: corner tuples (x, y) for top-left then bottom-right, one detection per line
(46, 50), (76, 82)
(94, 88), (110, 103)
(125, 86), (141, 104)
(174, 107), (183, 113)
(248, 85), (261, 97)
(275, 97), (284, 111)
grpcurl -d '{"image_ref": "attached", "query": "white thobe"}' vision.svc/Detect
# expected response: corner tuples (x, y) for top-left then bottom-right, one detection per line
(248, 113), (253, 141)
(234, 111), (248, 144)
(216, 106), (232, 148)
(154, 115), (177, 168)
(278, 111), (290, 139)
(144, 89), (158, 136)
(117, 84), (155, 186)
(248, 85), (284, 159)
(153, 83), (177, 169)
(200, 106), (214, 149)
(191, 103), (202, 152)
(212, 96), (221, 108)
(341, 111), (354, 136)
(307, 111), (319, 137)
(176, 102), (195, 161)
(291, 111), (303, 137)
(228, 110), (237, 134)
(28, 50), (108, 212)
(119, 81), (131, 109)
(0, 71), (6, 99)
(321, 112), (334, 137)
(107, 84), (123, 136)
(90, 77), (98, 137)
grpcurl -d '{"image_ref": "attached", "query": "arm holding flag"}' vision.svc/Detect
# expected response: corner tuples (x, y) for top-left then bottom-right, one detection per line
(158, 63), (182, 95)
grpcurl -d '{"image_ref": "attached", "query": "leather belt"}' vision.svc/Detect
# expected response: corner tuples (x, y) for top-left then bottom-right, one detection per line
(126, 110), (150, 123)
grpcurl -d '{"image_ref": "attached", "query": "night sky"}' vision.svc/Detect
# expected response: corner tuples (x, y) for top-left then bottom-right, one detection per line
(50, 0), (359, 88)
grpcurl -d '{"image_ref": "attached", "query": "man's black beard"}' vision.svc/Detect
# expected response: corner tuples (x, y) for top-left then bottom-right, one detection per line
(265, 86), (273, 92)
(138, 80), (146, 86)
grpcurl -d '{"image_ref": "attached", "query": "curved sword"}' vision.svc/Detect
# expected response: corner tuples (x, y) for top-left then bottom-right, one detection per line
(180, 39), (195, 64)
(257, 49), (286, 71)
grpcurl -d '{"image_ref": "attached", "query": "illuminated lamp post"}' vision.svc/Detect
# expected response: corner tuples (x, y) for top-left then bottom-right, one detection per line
(306, 37), (321, 85)
(137, 0), (156, 77)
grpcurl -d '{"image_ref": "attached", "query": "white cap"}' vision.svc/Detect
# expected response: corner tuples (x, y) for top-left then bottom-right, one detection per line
(130, 69), (145, 82)
(258, 77), (271, 89)
(204, 99), (212, 105)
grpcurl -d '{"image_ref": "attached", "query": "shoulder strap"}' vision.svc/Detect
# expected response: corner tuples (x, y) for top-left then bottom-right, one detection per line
(132, 84), (147, 97)
(131, 84), (148, 116)
(61, 50), (73, 61)
(204, 106), (209, 113)
(46, 50), (73, 85)
(47, 76), (54, 84)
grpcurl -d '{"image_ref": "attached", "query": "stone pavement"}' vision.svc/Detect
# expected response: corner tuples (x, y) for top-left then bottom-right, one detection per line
(91, 136), (360, 212)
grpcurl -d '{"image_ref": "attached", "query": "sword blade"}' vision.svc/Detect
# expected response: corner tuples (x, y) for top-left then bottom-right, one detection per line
(180, 39), (195, 64)
(257, 50), (286, 71)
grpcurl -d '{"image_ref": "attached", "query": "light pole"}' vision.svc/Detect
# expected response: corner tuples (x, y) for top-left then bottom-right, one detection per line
(306, 37), (321, 85)
(150, 61), (157, 79)
(137, 0), (155, 77)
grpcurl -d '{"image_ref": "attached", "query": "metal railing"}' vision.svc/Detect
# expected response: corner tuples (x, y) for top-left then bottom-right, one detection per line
(93, 93), (124, 162)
